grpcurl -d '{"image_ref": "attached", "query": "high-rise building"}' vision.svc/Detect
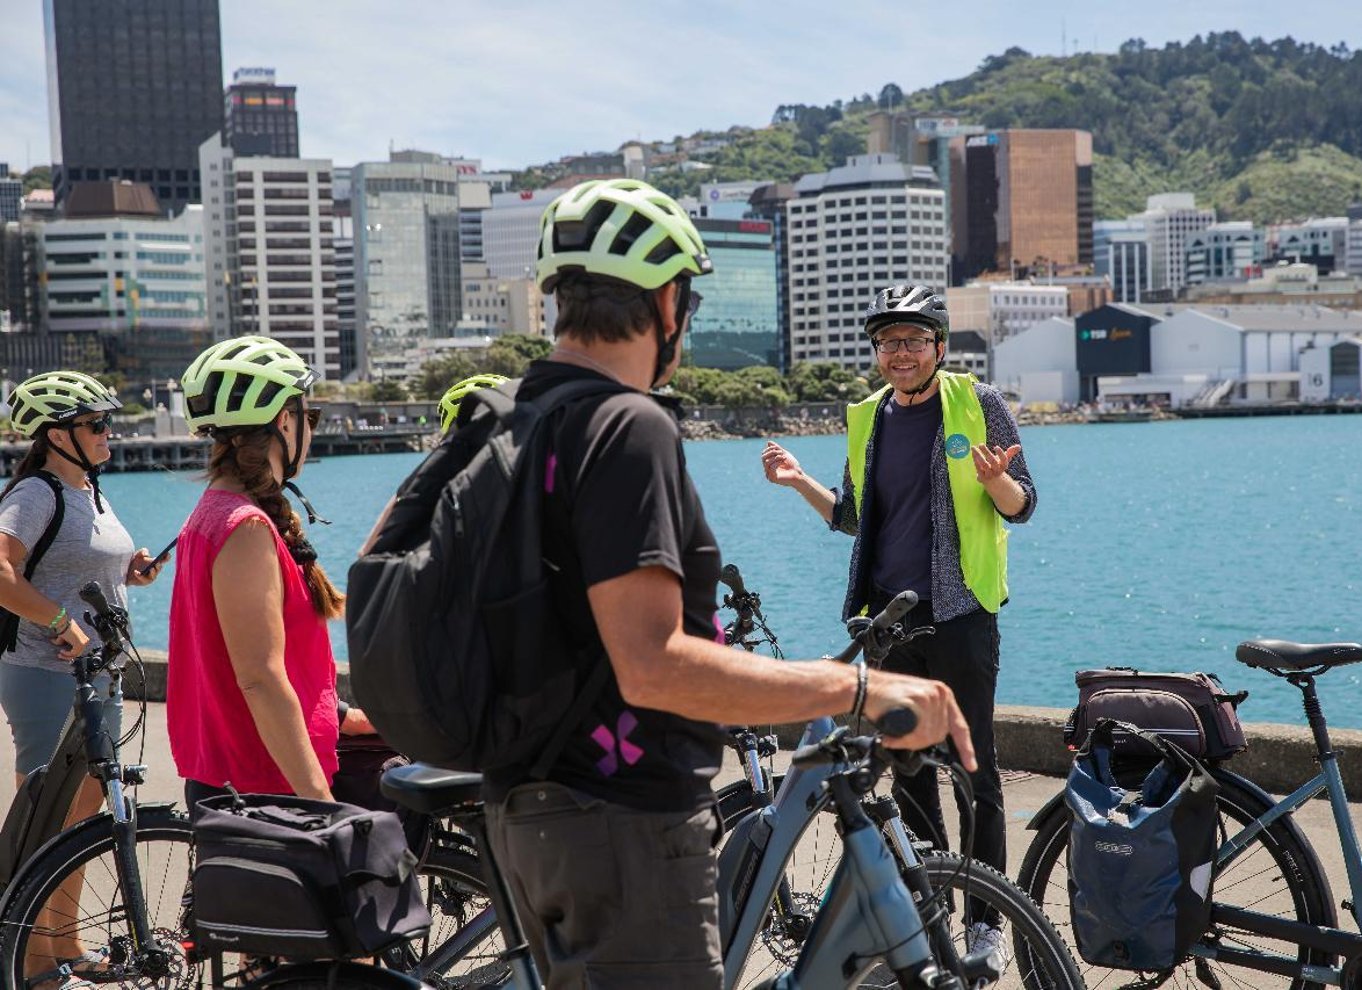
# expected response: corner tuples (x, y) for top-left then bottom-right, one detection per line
(1136, 193), (1215, 296)
(33, 190), (209, 380)
(866, 113), (984, 244)
(945, 281), (1069, 345)
(481, 189), (560, 279)
(351, 154), (491, 374)
(333, 213), (357, 379)
(1346, 203), (1362, 277)
(1184, 222), (1265, 286)
(949, 129), (1093, 283)
(1094, 219), (1152, 304)
(686, 218), (779, 370)
(224, 67), (299, 158)
(200, 134), (339, 378)
(747, 182), (795, 373)
(787, 154), (948, 372)
(44, 0), (224, 213)
(0, 165), (21, 223)
(698, 180), (768, 221)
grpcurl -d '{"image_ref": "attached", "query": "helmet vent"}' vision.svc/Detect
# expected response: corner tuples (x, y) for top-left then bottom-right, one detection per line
(608, 212), (653, 256)
(553, 200), (615, 252)
(644, 238), (682, 265)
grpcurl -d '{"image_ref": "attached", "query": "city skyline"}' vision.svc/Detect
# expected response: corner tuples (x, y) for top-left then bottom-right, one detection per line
(4, 1), (1362, 178)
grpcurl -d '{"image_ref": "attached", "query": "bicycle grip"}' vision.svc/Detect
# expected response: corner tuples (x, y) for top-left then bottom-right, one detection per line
(871, 591), (918, 634)
(79, 581), (112, 617)
(720, 563), (747, 597)
(874, 707), (919, 738)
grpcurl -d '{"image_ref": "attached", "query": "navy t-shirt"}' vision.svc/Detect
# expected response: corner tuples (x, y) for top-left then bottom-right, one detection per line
(482, 361), (727, 813)
(869, 391), (941, 600)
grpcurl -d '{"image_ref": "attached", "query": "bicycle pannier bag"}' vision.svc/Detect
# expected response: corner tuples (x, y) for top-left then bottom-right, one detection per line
(1064, 668), (1248, 760)
(1066, 719), (1219, 970)
(191, 792), (430, 960)
(346, 377), (626, 772)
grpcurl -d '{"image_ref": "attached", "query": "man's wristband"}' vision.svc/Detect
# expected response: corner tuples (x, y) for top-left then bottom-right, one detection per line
(851, 663), (868, 721)
(47, 606), (68, 633)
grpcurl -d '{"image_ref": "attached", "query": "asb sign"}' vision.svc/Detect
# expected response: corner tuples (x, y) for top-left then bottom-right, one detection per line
(1075, 307), (1153, 376)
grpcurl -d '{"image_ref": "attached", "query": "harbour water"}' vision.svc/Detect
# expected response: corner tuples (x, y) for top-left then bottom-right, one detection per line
(103, 414), (1362, 727)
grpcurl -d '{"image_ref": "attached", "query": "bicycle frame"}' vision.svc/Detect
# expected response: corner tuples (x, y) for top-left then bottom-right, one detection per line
(719, 713), (949, 989)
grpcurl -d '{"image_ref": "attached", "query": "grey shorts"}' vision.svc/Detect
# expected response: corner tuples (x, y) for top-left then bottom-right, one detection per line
(486, 782), (723, 990)
(0, 661), (122, 777)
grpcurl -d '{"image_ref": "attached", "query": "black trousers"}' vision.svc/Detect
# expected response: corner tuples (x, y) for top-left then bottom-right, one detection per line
(869, 590), (1006, 919)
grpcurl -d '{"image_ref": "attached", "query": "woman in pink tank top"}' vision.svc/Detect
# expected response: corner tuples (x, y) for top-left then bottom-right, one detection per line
(167, 337), (373, 808)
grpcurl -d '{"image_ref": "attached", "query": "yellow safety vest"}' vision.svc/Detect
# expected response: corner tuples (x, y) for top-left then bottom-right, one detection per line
(845, 371), (1008, 613)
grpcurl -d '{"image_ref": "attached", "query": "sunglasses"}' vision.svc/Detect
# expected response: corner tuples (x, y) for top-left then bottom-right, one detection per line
(301, 407), (321, 429)
(687, 290), (704, 318)
(74, 414), (114, 435)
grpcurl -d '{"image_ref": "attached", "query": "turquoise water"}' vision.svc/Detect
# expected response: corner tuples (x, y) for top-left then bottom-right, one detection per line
(103, 415), (1362, 727)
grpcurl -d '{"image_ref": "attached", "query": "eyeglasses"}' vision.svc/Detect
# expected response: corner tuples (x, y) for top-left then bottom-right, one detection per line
(302, 407), (321, 430)
(687, 290), (704, 318)
(874, 336), (937, 354)
(74, 414), (114, 435)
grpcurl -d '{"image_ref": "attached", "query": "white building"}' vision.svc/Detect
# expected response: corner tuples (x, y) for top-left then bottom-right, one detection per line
(991, 317), (1079, 405)
(200, 133), (340, 378)
(787, 153), (948, 372)
(1346, 205), (1362, 276)
(1269, 217), (1348, 273)
(1135, 193), (1215, 296)
(480, 188), (559, 280)
(945, 281), (1068, 345)
(36, 203), (208, 378)
(1184, 222), (1264, 286)
(698, 180), (766, 220)
(460, 261), (545, 336)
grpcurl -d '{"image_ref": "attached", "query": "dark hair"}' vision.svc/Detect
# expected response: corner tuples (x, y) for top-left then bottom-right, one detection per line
(207, 428), (344, 620)
(1, 431), (53, 499)
(552, 274), (661, 344)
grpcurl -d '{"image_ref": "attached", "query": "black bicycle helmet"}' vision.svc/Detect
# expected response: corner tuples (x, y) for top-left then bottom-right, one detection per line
(864, 284), (950, 341)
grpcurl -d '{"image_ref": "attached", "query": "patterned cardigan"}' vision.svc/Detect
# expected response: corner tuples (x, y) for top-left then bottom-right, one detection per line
(829, 382), (1037, 623)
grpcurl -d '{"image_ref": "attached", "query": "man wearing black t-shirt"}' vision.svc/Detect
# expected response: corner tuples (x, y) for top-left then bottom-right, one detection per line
(482, 182), (977, 989)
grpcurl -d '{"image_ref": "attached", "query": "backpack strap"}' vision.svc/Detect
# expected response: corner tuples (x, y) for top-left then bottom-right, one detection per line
(0, 471), (65, 653)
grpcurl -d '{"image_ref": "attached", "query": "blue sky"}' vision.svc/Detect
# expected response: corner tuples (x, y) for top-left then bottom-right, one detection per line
(2, 0), (1361, 175)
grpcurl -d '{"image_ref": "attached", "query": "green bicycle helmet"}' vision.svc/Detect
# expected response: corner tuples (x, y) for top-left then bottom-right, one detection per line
(536, 179), (713, 293)
(439, 374), (507, 434)
(8, 370), (122, 439)
(182, 335), (319, 436)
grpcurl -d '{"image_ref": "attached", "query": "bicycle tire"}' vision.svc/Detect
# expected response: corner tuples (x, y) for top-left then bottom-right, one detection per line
(1016, 769), (1336, 990)
(0, 804), (251, 990)
(254, 960), (434, 989)
(381, 830), (510, 989)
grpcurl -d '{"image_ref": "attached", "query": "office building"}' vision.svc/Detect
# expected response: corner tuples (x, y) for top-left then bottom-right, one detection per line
(1184, 222), (1265, 286)
(949, 129), (1093, 282)
(698, 180), (767, 221)
(224, 67), (299, 158)
(1136, 193), (1215, 296)
(460, 262), (545, 336)
(747, 182), (795, 372)
(1093, 219), (1152, 304)
(480, 188), (559, 280)
(1269, 217), (1348, 274)
(200, 134), (339, 377)
(334, 212), (357, 378)
(686, 218), (779, 370)
(34, 189), (209, 379)
(787, 153), (948, 371)
(866, 113), (984, 244)
(351, 154), (492, 372)
(1346, 203), (1362, 277)
(0, 165), (21, 223)
(44, 0), (223, 212)
(946, 281), (1069, 344)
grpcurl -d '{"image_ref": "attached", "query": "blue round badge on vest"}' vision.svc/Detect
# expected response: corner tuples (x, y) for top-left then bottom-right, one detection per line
(945, 433), (971, 459)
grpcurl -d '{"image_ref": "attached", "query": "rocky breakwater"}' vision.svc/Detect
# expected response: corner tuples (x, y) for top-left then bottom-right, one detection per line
(680, 410), (846, 442)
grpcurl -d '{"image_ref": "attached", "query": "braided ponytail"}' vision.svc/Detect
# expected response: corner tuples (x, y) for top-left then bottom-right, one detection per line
(207, 430), (344, 619)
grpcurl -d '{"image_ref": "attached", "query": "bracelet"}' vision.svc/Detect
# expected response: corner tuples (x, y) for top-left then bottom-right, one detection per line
(46, 606), (68, 633)
(851, 663), (869, 721)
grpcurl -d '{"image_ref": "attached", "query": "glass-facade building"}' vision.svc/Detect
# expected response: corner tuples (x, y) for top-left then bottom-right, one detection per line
(687, 218), (779, 370)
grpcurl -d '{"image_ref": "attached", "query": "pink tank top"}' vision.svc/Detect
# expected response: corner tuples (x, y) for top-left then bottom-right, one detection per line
(167, 489), (339, 793)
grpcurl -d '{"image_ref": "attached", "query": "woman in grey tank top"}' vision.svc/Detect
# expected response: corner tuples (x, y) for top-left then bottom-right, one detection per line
(0, 371), (167, 975)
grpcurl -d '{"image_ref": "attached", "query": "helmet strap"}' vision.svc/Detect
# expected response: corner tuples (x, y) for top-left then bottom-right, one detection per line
(49, 426), (106, 512)
(900, 344), (944, 407)
(650, 279), (690, 389)
(284, 481), (331, 526)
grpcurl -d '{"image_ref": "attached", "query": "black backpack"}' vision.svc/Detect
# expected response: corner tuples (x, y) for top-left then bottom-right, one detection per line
(345, 376), (628, 772)
(0, 472), (65, 653)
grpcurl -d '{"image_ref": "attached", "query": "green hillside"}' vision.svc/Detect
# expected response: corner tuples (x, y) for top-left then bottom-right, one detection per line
(628, 34), (1362, 224)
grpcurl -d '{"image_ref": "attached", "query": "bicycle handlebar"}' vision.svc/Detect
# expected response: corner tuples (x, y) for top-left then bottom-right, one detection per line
(719, 562), (747, 597)
(73, 581), (130, 681)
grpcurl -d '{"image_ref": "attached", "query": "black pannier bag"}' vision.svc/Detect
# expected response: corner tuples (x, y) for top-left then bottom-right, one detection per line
(1064, 667), (1248, 760)
(1066, 719), (1219, 971)
(191, 792), (430, 960)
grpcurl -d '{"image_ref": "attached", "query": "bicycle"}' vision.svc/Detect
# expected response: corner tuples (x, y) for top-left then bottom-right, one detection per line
(0, 582), (434, 990)
(1017, 637), (1362, 990)
(379, 590), (1084, 989)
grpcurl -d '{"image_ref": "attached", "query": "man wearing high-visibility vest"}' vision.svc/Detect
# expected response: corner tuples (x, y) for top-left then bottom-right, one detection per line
(762, 283), (1036, 955)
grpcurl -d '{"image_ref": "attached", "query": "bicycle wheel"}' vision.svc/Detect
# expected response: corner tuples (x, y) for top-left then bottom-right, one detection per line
(381, 826), (510, 989)
(1016, 771), (1336, 990)
(257, 960), (434, 989)
(921, 852), (1084, 990)
(0, 804), (252, 990)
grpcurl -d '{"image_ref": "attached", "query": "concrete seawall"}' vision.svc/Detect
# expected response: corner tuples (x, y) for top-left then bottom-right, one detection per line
(128, 653), (1360, 796)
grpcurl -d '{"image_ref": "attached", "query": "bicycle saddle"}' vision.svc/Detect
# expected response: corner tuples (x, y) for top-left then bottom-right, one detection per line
(1235, 639), (1362, 672)
(380, 762), (484, 815)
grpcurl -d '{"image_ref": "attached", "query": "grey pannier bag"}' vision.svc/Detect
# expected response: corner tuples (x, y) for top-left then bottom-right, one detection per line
(1064, 668), (1248, 760)
(191, 791), (430, 960)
